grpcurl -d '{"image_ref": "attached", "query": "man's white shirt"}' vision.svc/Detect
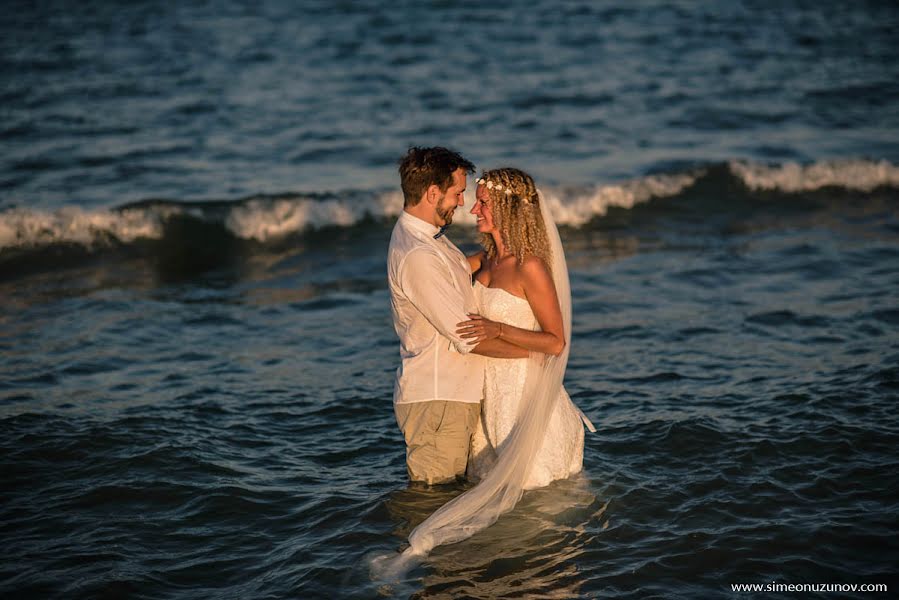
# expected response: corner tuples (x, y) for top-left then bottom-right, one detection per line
(388, 211), (485, 405)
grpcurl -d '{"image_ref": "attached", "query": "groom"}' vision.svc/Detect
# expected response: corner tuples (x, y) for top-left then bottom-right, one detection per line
(388, 146), (527, 485)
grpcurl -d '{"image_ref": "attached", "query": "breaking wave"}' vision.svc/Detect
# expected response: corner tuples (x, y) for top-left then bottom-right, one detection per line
(1, 158), (896, 256)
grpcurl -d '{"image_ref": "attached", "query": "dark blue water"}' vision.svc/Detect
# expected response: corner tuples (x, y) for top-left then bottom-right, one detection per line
(2, 2), (898, 598)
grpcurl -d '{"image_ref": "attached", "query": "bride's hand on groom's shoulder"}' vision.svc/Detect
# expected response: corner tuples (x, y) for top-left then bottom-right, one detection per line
(456, 313), (501, 343)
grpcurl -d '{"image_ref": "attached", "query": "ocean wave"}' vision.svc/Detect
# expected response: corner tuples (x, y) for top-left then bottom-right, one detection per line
(542, 170), (701, 227)
(225, 191), (404, 241)
(0, 205), (173, 251)
(1, 158), (896, 253)
(729, 158), (899, 193)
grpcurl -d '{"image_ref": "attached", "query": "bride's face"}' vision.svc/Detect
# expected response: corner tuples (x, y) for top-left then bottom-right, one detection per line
(471, 185), (496, 234)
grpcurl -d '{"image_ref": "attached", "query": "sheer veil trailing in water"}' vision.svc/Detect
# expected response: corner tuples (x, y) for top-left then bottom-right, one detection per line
(371, 190), (573, 579)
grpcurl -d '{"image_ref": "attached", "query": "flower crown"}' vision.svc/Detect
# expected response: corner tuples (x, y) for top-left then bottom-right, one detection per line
(477, 177), (530, 202)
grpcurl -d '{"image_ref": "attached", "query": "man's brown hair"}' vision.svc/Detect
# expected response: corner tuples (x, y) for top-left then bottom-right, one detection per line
(398, 146), (475, 207)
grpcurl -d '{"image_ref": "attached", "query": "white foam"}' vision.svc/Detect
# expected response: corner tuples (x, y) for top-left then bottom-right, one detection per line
(730, 158), (899, 193)
(0, 206), (171, 251)
(2, 158), (896, 251)
(224, 191), (404, 241)
(541, 171), (702, 226)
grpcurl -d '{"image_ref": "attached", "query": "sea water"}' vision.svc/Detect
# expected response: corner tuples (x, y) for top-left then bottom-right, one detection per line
(2, 2), (897, 598)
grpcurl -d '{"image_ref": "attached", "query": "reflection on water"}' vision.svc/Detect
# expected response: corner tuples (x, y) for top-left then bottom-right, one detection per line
(382, 476), (607, 599)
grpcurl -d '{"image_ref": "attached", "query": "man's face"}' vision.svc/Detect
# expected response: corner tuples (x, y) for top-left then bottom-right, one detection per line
(434, 168), (467, 227)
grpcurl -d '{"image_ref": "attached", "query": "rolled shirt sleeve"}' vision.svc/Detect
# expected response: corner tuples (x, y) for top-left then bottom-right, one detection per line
(399, 248), (474, 355)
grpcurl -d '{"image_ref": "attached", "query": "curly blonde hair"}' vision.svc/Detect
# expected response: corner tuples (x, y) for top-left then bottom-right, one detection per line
(479, 167), (552, 270)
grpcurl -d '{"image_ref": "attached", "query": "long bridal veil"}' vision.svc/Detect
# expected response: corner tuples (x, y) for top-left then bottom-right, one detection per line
(371, 190), (572, 579)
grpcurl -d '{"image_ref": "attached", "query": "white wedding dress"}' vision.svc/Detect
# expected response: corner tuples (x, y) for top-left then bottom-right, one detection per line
(468, 281), (586, 490)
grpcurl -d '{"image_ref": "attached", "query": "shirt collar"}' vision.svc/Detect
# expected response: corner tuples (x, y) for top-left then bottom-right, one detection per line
(400, 210), (441, 237)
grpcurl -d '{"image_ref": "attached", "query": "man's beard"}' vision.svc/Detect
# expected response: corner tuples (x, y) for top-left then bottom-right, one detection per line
(436, 202), (455, 227)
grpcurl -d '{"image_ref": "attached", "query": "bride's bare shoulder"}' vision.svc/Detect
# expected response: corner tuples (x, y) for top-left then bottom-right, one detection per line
(518, 255), (551, 277)
(517, 255), (555, 294)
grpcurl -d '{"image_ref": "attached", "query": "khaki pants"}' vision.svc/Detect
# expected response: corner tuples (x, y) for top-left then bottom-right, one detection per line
(395, 401), (480, 485)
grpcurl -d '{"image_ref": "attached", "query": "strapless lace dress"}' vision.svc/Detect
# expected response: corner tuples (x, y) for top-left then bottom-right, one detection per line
(468, 281), (585, 489)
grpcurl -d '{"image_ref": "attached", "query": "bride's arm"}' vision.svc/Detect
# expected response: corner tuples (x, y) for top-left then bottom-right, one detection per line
(466, 250), (485, 273)
(471, 337), (529, 358)
(456, 257), (566, 356)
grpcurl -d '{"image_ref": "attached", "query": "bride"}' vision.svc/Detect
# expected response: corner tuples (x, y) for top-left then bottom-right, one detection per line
(373, 168), (593, 574)
(459, 168), (593, 489)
